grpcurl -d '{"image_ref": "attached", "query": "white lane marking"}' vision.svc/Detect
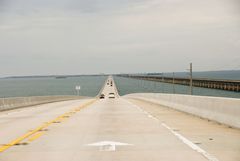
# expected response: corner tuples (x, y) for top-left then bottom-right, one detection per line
(161, 123), (219, 161)
(148, 114), (153, 118)
(122, 99), (149, 114)
(86, 141), (133, 151)
(124, 99), (159, 121)
(123, 99), (219, 161)
(147, 114), (158, 121)
(148, 114), (158, 121)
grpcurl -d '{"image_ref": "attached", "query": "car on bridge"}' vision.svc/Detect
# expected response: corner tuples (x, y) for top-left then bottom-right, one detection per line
(108, 93), (115, 98)
(99, 94), (105, 99)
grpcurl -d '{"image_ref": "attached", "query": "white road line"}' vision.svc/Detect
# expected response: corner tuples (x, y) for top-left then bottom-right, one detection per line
(147, 114), (158, 121)
(124, 99), (220, 161)
(161, 123), (219, 161)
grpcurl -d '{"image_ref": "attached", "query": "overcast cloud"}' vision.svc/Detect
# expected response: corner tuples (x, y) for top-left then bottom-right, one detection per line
(0, 0), (240, 76)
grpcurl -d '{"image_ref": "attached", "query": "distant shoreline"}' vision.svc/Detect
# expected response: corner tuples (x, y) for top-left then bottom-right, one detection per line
(1, 70), (240, 80)
(2, 74), (107, 79)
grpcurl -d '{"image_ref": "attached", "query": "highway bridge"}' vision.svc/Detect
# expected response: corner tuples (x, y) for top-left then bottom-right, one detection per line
(0, 76), (239, 161)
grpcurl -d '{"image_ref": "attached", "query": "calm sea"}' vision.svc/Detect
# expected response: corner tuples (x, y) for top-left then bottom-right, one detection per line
(0, 71), (239, 99)
(0, 76), (107, 98)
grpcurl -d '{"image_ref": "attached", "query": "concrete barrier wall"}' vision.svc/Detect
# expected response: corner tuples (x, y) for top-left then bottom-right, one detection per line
(124, 93), (240, 129)
(0, 95), (87, 111)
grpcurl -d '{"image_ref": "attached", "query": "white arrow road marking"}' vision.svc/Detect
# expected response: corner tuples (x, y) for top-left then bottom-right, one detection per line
(86, 141), (133, 151)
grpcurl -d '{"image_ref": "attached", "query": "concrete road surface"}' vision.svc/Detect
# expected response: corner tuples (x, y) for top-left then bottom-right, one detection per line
(0, 76), (239, 161)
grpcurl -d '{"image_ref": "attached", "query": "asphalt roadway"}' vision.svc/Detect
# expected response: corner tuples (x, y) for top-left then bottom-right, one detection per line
(0, 76), (239, 161)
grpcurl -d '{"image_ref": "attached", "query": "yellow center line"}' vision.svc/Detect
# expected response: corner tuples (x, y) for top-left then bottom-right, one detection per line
(28, 132), (46, 142)
(0, 99), (96, 153)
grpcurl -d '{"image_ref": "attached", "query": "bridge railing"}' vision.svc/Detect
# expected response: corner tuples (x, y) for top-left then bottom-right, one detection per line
(0, 95), (87, 111)
(125, 93), (240, 129)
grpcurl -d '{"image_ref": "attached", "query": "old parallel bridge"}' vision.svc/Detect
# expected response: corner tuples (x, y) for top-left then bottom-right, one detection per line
(118, 74), (240, 92)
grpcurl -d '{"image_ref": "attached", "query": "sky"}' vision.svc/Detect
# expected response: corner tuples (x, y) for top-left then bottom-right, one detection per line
(0, 0), (240, 76)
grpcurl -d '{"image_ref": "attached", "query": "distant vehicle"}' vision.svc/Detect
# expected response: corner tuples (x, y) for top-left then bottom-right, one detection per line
(108, 93), (115, 98)
(99, 94), (105, 99)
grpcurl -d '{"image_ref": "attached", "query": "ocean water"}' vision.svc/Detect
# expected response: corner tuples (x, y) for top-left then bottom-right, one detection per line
(0, 71), (239, 99)
(0, 76), (106, 98)
(114, 76), (240, 99)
